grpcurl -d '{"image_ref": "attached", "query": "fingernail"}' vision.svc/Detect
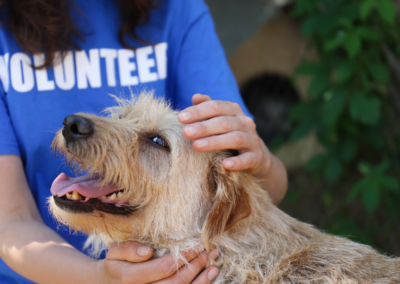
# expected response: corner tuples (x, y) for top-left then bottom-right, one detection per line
(178, 112), (192, 122)
(208, 267), (219, 280)
(195, 139), (208, 149)
(137, 245), (150, 257)
(209, 249), (220, 261)
(184, 126), (197, 137)
(225, 160), (235, 168)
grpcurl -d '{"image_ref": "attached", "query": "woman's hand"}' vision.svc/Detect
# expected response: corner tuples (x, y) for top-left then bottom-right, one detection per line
(178, 94), (288, 204)
(178, 94), (266, 174)
(96, 241), (220, 284)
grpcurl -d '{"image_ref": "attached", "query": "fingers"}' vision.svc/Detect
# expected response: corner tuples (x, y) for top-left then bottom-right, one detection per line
(192, 94), (211, 105)
(179, 100), (244, 124)
(192, 266), (220, 284)
(183, 116), (255, 140)
(107, 242), (153, 262)
(180, 94), (266, 173)
(104, 246), (205, 284)
(223, 151), (263, 172)
(193, 131), (260, 152)
(154, 249), (220, 284)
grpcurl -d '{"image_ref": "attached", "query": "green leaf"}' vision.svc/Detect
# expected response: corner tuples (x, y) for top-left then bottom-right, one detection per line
(361, 71), (370, 91)
(358, 161), (372, 175)
(368, 63), (390, 82)
(379, 176), (400, 191)
(290, 121), (313, 140)
(317, 15), (339, 36)
(375, 160), (390, 174)
(339, 137), (358, 162)
(324, 158), (342, 183)
(347, 178), (368, 203)
(336, 61), (354, 82)
(324, 32), (344, 52)
(309, 74), (330, 95)
(377, 0), (396, 24)
(293, 0), (317, 16)
(306, 154), (327, 171)
(289, 102), (315, 121)
(337, 18), (352, 29)
(301, 16), (320, 36)
(361, 181), (381, 214)
(294, 62), (323, 76)
(362, 128), (384, 149)
(322, 90), (347, 126)
(290, 119), (314, 141)
(360, 0), (376, 20)
(349, 92), (381, 125)
(342, 120), (359, 136)
(343, 33), (362, 58)
(355, 27), (379, 41)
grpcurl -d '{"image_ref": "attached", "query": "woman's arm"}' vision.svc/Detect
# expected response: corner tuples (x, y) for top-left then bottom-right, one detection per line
(0, 155), (219, 284)
(0, 155), (97, 283)
(179, 94), (288, 205)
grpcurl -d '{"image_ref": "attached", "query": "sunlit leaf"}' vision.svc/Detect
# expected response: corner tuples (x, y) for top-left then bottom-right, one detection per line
(344, 33), (361, 58)
(358, 161), (372, 175)
(377, 0), (396, 24)
(360, 0), (376, 20)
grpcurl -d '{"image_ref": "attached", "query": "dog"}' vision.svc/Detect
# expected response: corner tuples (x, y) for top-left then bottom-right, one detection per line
(49, 93), (400, 283)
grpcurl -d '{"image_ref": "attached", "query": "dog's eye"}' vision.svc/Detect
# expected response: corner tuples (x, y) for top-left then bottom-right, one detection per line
(119, 115), (123, 119)
(152, 137), (166, 147)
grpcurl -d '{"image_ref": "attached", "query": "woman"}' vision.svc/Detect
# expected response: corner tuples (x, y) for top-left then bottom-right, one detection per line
(0, 0), (288, 283)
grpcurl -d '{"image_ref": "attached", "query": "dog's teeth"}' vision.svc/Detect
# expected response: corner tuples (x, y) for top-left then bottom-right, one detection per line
(71, 191), (82, 201)
(109, 193), (117, 200)
(66, 192), (72, 199)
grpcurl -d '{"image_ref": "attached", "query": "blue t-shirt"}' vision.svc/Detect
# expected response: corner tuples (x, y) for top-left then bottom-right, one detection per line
(0, 0), (251, 282)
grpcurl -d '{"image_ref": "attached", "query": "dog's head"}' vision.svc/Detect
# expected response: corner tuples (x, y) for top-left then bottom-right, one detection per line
(50, 93), (265, 250)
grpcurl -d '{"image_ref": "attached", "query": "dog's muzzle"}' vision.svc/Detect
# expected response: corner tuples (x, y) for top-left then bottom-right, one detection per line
(62, 114), (94, 143)
(53, 195), (138, 215)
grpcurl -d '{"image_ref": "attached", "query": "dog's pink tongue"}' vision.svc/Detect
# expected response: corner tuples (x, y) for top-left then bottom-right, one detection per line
(50, 173), (117, 198)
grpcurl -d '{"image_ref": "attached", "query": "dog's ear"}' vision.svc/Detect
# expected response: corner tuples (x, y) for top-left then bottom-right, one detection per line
(202, 154), (252, 250)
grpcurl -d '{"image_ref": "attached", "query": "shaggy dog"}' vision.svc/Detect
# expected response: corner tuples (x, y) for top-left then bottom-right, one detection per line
(49, 93), (400, 283)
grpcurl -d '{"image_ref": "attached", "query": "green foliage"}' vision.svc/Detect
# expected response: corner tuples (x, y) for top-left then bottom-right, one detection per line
(291, 0), (400, 250)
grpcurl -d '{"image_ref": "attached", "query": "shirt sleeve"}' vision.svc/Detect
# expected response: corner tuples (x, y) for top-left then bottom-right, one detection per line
(169, 0), (253, 118)
(0, 84), (21, 156)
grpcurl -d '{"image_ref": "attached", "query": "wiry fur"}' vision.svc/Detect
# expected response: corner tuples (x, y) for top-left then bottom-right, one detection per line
(49, 92), (400, 283)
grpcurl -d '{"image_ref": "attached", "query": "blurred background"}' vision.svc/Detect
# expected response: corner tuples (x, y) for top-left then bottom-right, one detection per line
(205, 0), (400, 255)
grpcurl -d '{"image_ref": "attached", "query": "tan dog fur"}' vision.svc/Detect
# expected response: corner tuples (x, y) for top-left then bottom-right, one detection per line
(50, 93), (400, 283)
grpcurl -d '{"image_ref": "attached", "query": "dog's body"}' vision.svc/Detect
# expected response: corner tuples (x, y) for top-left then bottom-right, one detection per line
(50, 93), (400, 283)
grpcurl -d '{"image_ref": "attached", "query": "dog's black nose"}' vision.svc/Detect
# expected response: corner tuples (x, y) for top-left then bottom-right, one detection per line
(62, 115), (94, 142)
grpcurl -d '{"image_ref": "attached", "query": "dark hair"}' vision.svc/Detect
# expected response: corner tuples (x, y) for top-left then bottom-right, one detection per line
(0, 0), (157, 68)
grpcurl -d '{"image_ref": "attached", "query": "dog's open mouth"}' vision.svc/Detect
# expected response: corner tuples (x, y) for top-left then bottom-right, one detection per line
(50, 173), (138, 215)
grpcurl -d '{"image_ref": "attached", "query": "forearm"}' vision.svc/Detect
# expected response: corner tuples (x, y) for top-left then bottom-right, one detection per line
(0, 217), (98, 284)
(254, 141), (288, 205)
